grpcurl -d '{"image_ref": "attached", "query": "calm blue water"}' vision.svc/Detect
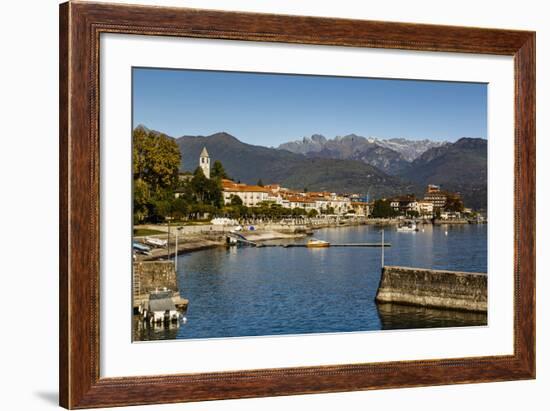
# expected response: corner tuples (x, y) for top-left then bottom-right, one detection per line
(136, 224), (487, 341)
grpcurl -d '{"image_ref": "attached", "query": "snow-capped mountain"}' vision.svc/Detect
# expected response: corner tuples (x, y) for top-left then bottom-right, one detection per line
(277, 134), (448, 174)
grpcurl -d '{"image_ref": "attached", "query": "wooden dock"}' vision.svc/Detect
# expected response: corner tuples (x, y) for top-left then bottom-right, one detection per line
(243, 241), (391, 248)
(256, 243), (391, 248)
(226, 233), (391, 248)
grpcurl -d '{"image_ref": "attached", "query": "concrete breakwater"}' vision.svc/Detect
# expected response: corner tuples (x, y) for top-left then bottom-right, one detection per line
(136, 231), (305, 261)
(376, 266), (487, 312)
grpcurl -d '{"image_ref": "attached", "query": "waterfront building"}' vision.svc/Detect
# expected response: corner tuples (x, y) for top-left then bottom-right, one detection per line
(286, 196), (316, 210)
(417, 200), (434, 216)
(329, 195), (351, 215)
(222, 179), (270, 206)
(427, 184), (441, 193)
(199, 146), (210, 179)
(424, 189), (447, 209)
(390, 195), (418, 214)
(349, 201), (370, 217)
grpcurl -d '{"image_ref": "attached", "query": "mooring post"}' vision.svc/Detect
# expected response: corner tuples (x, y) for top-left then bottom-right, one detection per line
(381, 229), (385, 268)
(167, 221), (171, 260)
(174, 228), (178, 270)
(174, 226), (182, 270)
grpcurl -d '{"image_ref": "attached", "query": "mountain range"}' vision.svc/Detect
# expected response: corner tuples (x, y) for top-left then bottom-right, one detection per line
(135, 125), (487, 209)
(398, 137), (487, 209)
(278, 134), (448, 174)
(173, 131), (415, 199)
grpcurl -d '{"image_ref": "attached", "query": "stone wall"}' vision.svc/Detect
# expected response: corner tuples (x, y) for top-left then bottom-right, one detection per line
(133, 261), (178, 296)
(375, 266), (487, 312)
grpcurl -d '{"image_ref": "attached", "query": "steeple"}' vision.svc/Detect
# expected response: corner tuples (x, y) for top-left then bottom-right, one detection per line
(199, 146), (210, 179)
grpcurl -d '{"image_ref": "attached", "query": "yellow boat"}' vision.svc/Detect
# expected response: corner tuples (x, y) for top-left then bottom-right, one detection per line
(307, 239), (330, 248)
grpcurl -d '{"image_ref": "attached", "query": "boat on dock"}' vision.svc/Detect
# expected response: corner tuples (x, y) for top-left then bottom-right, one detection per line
(144, 237), (168, 248)
(133, 242), (152, 255)
(306, 238), (330, 248)
(141, 289), (182, 324)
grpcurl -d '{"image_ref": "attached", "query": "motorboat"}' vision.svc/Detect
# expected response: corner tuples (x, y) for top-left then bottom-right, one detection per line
(396, 222), (419, 232)
(144, 237), (168, 247)
(133, 242), (152, 255)
(306, 238), (330, 248)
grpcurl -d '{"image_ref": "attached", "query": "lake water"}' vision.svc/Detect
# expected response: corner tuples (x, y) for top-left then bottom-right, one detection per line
(135, 224), (487, 341)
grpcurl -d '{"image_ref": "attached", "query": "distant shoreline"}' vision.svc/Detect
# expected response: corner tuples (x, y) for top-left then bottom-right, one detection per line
(134, 218), (486, 261)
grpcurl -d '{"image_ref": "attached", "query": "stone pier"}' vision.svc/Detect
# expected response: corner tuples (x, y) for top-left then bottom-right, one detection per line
(375, 266), (487, 312)
(133, 261), (188, 312)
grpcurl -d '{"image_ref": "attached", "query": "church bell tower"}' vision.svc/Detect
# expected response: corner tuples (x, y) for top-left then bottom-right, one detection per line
(199, 146), (210, 179)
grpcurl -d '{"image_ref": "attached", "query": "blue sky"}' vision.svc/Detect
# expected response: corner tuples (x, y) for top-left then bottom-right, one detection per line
(133, 67), (487, 146)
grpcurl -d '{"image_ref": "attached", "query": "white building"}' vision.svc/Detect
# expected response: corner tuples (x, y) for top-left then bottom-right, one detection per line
(222, 180), (270, 207)
(349, 201), (370, 217)
(417, 200), (434, 216)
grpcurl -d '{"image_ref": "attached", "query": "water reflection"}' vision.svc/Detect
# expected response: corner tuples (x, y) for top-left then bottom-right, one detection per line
(376, 303), (487, 330)
(133, 315), (181, 341)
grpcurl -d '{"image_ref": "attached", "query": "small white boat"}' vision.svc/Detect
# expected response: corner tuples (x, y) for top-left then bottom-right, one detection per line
(226, 236), (238, 245)
(307, 238), (330, 248)
(396, 222), (419, 232)
(144, 237), (168, 247)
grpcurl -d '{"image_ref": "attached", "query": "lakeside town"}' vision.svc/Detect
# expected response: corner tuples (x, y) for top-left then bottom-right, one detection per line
(134, 143), (485, 262)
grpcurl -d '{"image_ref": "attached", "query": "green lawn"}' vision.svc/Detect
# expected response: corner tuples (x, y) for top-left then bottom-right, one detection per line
(133, 228), (166, 236)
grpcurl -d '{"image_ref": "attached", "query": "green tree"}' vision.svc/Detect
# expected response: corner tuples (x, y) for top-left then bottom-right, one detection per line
(133, 178), (150, 223)
(321, 206), (335, 215)
(371, 199), (398, 218)
(133, 128), (181, 192)
(307, 209), (319, 218)
(211, 160), (229, 179)
(444, 194), (464, 212)
(257, 179), (264, 187)
(230, 195), (243, 206)
(191, 167), (223, 208)
(292, 208), (307, 217)
(171, 197), (189, 220)
(406, 210), (419, 218)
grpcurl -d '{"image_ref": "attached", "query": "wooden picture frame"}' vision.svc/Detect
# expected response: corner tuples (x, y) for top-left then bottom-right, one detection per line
(59, 1), (535, 408)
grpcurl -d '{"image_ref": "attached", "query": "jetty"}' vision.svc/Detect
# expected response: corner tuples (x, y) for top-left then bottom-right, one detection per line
(133, 261), (188, 315)
(376, 266), (487, 312)
(258, 243), (391, 248)
(226, 233), (390, 248)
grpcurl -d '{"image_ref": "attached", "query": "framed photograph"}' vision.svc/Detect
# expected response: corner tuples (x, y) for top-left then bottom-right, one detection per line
(59, 1), (535, 408)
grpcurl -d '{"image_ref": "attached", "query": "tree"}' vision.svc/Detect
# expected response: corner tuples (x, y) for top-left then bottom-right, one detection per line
(133, 178), (150, 223)
(190, 167), (223, 208)
(171, 197), (189, 220)
(211, 160), (229, 179)
(321, 206), (335, 215)
(133, 128), (181, 192)
(371, 199), (398, 218)
(230, 195), (243, 206)
(257, 178), (264, 187)
(444, 194), (464, 212)
(307, 209), (318, 218)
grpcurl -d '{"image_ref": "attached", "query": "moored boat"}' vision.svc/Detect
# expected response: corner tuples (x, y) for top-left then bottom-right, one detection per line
(396, 222), (419, 232)
(306, 238), (330, 248)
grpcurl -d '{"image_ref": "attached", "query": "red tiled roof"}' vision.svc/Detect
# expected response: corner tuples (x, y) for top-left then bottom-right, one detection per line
(286, 196), (315, 203)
